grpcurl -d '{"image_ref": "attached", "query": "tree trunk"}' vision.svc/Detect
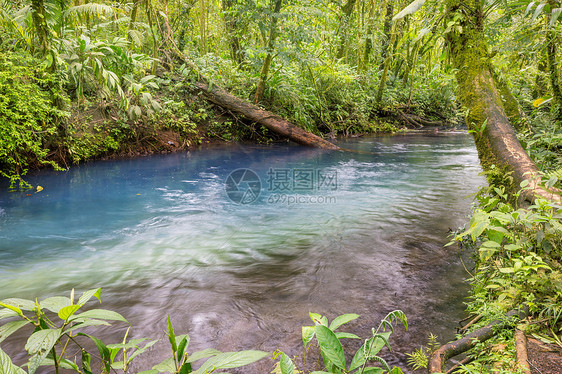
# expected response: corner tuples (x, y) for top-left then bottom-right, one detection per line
(223, 0), (244, 65)
(254, 0), (283, 103)
(445, 0), (560, 203)
(336, 0), (357, 60)
(129, 0), (141, 30)
(533, 56), (548, 99)
(196, 82), (341, 150)
(198, 0), (208, 55)
(146, 2), (159, 74)
(378, 1), (394, 70)
(546, 0), (562, 118)
(376, 21), (396, 104)
(361, 0), (377, 71)
(31, 0), (50, 55)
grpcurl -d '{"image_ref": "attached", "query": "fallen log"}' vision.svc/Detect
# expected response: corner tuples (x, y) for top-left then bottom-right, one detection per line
(428, 306), (529, 373)
(167, 41), (341, 150)
(515, 330), (531, 374)
(445, 0), (561, 204)
(194, 82), (341, 150)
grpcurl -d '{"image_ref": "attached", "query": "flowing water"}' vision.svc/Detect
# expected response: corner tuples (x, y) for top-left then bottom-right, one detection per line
(0, 133), (485, 372)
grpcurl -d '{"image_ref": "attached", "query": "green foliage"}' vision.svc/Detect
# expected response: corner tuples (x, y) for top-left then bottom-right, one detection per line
(0, 289), (269, 374)
(448, 184), (562, 372)
(405, 333), (439, 370)
(0, 50), (68, 188)
(273, 311), (407, 374)
(518, 116), (562, 177)
(1, 289), (408, 374)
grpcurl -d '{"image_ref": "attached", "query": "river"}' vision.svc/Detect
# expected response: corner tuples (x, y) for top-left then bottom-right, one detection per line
(0, 133), (485, 372)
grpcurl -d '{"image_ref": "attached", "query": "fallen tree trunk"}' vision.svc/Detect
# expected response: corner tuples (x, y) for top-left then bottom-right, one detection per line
(515, 330), (531, 374)
(165, 40), (340, 150)
(446, 0), (561, 204)
(428, 306), (529, 373)
(194, 82), (341, 150)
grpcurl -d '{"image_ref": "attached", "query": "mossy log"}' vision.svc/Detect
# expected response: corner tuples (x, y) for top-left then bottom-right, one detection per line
(446, 0), (561, 203)
(194, 82), (341, 150)
(428, 306), (529, 373)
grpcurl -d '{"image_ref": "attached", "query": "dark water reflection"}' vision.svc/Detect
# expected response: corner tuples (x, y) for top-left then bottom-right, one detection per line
(0, 133), (484, 372)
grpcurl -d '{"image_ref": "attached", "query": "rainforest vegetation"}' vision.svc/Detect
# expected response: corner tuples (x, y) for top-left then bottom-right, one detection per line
(1, 0), (562, 373)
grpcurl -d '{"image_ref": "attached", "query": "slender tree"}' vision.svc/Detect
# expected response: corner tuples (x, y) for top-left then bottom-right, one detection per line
(546, 0), (562, 118)
(254, 0), (283, 103)
(223, 0), (244, 65)
(375, 1), (396, 103)
(335, 0), (357, 60)
(31, 0), (50, 54)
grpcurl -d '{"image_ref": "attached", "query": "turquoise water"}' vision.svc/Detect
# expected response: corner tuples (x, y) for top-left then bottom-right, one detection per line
(0, 133), (484, 371)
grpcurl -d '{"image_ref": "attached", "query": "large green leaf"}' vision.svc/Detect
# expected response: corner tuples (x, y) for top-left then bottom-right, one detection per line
(302, 326), (315, 347)
(334, 332), (360, 340)
(25, 329), (63, 374)
(349, 343), (367, 371)
(314, 325), (346, 371)
(25, 329), (62, 355)
(39, 297), (71, 314)
(192, 350), (269, 374)
(279, 353), (296, 374)
(78, 288), (101, 305)
(0, 320), (31, 343)
(0, 308), (19, 320)
(63, 318), (111, 334)
(309, 312), (327, 326)
(167, 316), (177, 353)
(177, 335), (189, 362)
(152, 357), (176, 372)
(185, 348), (222, 363)
(1, 298), (35, 311)
(393, 0), (427, 21)
(127, 340), (159, 363)
(329, 313), (359, 331)
(0, 303), (23, 318)
(70, 309), (128, 323)
(58, 304), (82, 321)
(0, 347), (26, 374)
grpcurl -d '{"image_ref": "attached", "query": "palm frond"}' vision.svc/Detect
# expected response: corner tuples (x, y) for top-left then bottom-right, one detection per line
(127, 29), (144, 47)
(65, 2), (115, 17)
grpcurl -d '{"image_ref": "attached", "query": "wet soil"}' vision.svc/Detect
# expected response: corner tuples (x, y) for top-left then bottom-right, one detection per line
(528, 338), (562, 374)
